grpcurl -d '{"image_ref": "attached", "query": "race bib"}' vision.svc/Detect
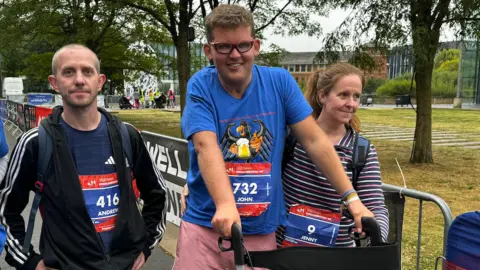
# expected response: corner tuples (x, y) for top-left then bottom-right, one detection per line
(282, 204), (341, 247)
(80, 173), (120, 233)
(226, 162), (272, 217)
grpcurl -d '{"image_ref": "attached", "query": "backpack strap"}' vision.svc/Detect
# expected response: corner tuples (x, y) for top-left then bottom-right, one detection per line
(98, 107), (134, 169)
(23, 120), (52, 253)
(119, 122), (134, 169)
(351, 132), (370, 190)
(281, 128), (297, 172)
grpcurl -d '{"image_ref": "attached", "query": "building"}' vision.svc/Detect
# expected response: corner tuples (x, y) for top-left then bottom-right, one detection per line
(149, 43), (210, 94)
(387, 41), (462, 79)
(279, 49), (388, 87)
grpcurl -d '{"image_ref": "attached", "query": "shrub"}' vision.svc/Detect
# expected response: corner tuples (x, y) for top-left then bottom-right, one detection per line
(393, 72), (414, 81)
(432, 71), (457, 98)
(376, 79), (416, 97)
(434, 49), (460, 70)
(437, 59), (459, 72)
(364, 78), (386, 94)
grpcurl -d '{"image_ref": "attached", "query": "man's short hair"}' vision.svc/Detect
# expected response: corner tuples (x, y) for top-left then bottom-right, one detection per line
(205, 4), (255, 42)
(51, 44), (100, 75)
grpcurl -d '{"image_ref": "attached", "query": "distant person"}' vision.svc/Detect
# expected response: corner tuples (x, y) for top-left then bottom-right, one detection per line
(168, 88), (175, 108)
(0, 44), (167, 270)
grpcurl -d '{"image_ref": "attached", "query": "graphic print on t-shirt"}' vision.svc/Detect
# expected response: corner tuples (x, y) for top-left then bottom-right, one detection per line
(219, 119), (274, 217)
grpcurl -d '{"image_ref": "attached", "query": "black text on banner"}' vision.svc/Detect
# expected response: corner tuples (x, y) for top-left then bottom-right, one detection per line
(141, 131), (189, 226)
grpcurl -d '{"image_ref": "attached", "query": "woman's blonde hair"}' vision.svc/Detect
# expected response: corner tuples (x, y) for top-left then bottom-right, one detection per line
(304, 63), (365, 132)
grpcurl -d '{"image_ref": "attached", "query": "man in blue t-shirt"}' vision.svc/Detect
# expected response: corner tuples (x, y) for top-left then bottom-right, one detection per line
(175, 4), (373, 269)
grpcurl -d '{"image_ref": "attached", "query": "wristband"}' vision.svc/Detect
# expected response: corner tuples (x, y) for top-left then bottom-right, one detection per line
(343, 195), (360, 207)
(342, 189), (356, 201)
(343, 192), (359, 203)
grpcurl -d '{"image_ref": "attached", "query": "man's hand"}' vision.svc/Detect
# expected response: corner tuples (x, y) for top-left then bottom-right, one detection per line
(347, 200), (374, 233)
(132, 252), (145, 270)
(211, 203), (241, 237)
(35, 260), (56, 270)
(180, 184), (189, 216)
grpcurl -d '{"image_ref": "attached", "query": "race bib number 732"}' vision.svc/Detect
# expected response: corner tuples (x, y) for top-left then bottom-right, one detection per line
(226, 162), (272, 217)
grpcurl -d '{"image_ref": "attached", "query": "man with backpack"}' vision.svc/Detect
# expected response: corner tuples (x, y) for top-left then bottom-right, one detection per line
(0, 44), (167, 270)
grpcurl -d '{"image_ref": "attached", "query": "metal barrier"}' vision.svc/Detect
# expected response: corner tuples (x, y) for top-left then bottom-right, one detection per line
(382, 183), (453, 270)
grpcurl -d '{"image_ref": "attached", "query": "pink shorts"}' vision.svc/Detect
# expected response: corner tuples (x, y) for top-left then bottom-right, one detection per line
(173, 220), (276, 270)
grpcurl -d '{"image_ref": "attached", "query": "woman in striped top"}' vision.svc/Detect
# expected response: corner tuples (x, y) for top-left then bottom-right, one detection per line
(277, 63), (389, 247)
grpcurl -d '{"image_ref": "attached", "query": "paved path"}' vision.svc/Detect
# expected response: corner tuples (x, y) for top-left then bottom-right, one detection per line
(361, 123), (480, 149)
(0, 122), (174, 270)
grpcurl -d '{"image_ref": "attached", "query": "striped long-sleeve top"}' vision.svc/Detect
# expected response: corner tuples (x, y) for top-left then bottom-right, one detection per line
(276, 127), (389, 247)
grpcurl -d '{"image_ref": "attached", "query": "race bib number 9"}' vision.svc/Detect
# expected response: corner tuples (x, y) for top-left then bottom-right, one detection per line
(80, 173), (120, 232)
(226, 162), (272, 217)
(283, 204), (341, 247)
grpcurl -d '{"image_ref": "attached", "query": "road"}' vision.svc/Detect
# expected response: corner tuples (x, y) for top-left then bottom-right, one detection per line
(0, 122), (174, 269)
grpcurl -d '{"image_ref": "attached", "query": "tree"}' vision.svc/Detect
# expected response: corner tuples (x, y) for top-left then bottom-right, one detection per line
(321, 0), (480, 163)
(120, 0), (334, 116)
(0, 0), (170, 93)
(434, 48), (460, 69)
(256, 44), (287, 67)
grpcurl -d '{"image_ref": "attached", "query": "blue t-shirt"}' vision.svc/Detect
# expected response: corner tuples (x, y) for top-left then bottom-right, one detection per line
(181, 65), (312, 234)
(61, 115), (118, 254)
(0, 120), (9, 158)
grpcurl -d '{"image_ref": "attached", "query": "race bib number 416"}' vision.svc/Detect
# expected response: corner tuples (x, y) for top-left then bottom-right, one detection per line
(80, 173), (120, 232)
(226, 162), (272, 217)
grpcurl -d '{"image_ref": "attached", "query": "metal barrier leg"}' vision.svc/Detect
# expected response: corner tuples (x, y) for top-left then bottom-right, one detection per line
(435, 256), (446, 270)
(416, 200), (423, 270)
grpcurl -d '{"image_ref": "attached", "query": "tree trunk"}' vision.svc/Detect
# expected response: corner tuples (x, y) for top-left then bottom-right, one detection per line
(411, 56), (433, 163)
(176, 0), (190, 117)
(410, 26), (439, 163)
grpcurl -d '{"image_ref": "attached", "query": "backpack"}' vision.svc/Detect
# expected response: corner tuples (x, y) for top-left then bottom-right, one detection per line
(22, 117), (134, 253)
(281, 129), (370, 190)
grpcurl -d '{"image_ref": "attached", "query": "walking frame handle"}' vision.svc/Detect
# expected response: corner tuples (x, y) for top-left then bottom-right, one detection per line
(347, 216), (384, 246)
(218, 223), (245, 267)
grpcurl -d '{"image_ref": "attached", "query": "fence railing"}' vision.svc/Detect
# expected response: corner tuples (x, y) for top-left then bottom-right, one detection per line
(382, 184), (453, 270)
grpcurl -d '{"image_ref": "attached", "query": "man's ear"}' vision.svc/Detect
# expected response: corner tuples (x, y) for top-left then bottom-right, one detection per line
(48, 75), (60, 93)
(253, 39), (260, 57)
(204, 44), (214, 64)
(97, 74), (107, 93)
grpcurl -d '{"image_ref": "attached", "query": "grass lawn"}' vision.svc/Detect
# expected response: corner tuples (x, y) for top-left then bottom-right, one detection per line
(114, 109), (182, 137)
(116, 108), (480, 270)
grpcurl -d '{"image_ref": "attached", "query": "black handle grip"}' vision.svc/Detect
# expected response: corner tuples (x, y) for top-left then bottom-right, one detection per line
(360, 217), (382, 246)
(231, 223), (244, 266)
(217, 223), (244, 266)
(346, 216), (383, 246)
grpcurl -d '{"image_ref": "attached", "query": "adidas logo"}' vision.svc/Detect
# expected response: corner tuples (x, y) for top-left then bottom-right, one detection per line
(105, 156), (115, 165)
(104, 156), (130, 167)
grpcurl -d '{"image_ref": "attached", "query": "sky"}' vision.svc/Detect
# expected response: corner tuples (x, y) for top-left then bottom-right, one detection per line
(262, 9), (459, 53)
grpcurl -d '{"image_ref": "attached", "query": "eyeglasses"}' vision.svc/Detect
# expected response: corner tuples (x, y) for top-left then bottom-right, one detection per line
(209, 40), (255, 54)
